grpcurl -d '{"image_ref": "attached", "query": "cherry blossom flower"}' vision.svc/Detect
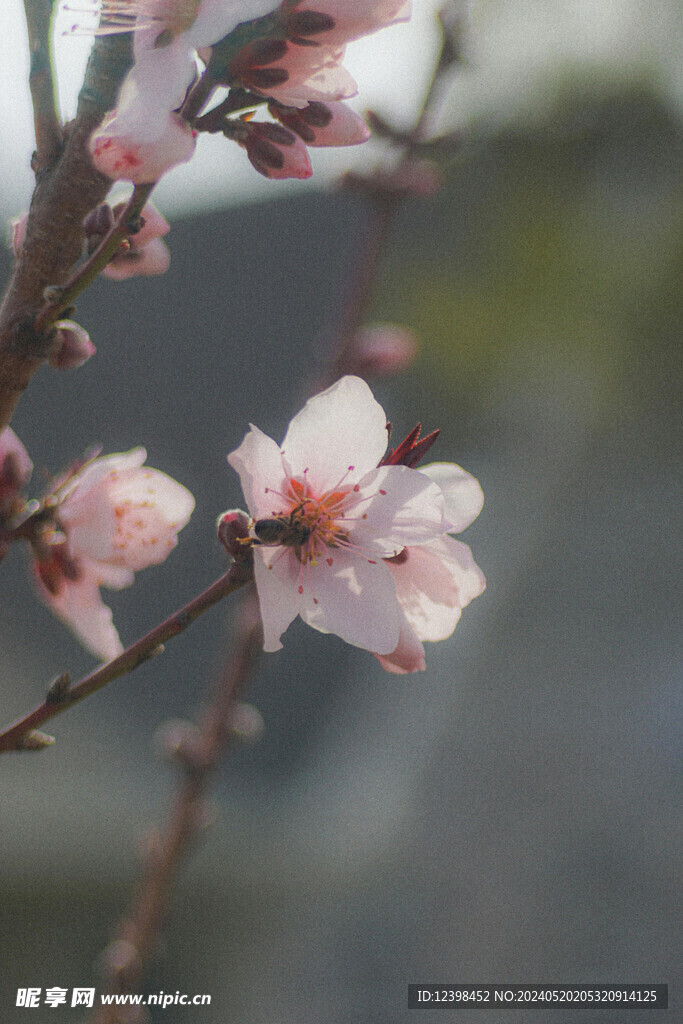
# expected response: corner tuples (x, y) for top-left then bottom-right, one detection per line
(90, 110), (197, 184)
(227, 376), (483, 665)
(32, 448), (194, 661)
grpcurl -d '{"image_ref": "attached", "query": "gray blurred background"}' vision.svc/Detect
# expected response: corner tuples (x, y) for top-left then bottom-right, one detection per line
(0, 30), (681, 1024)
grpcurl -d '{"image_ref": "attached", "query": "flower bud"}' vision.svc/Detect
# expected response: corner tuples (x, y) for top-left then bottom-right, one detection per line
(350, 323), (418, 376)
(49, 321), (96, 370)
(216, 509), (251, 558)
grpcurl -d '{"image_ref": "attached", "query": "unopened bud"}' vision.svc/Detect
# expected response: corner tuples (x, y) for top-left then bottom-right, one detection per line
(49, 320), (96, 370)
(9, 211), (28, 258)
(19, 730), (56, 751)
(350, 323), (418, 376)
(216, 509), (251, 558)
(230, 702), (265, 744)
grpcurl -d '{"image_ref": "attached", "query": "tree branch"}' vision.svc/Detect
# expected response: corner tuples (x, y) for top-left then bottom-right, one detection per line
(23, 0), (62, 172)
(0, 558), (254, 754)
(0, 30), (133, 431)
(87, 592), (263, 1024)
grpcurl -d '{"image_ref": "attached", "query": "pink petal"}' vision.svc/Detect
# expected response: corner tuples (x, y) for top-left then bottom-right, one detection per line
(375, 614), (426, 674)
(228, 425), (290, 520)
(35, 565), (124, 662)
(267, 45), (358, 107)
(103, 238), (171, 280)
(253, 546), (302, 651)
(189, 0), (284, 48)
(386, 536), (485, 643)
(90, 111), (196, 184)
(281, 375), (389, 492)
(123, 201), (170, 248)
(294, 0), (411, 46)
(103, 466), (195, 570)
(305, 101), (369, 147)
(299, 547), (401, 654)
(421, 462), (484, 532)
(350, 464), (446, 554)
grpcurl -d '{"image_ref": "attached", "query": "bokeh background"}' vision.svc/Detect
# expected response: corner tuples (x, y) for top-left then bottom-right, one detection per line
(1, 1), (681, 1021)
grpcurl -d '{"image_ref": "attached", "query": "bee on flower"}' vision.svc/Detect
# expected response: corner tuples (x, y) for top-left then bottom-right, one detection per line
(227, 376), (485, 672)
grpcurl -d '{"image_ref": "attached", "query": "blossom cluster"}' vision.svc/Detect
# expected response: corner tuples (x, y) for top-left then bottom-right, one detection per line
(84, 0), (411, 183)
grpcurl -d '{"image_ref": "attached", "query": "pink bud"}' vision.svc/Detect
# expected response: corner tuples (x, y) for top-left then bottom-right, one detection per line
(9, 212), (28, 258)
(351, 324), (418, 376)
(90, 112), (196, 184)
(241, 122), (312, 180)
(49, 321), (96, 370)
(270, 100), (370, 147)
(216, 509), (252, 558)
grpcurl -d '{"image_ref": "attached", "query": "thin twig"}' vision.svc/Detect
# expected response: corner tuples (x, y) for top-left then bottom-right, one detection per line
(87, 592), (263, 1024)
(0, 558), (253, 754)
(34, 182), (155, 330)
(23, 0), (62, 172)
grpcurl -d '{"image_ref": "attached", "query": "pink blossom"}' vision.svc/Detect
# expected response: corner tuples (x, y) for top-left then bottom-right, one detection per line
(233, 41), (358, 108)
(270, 100), (369, 146)
(90, 110), (196, 184)
(377, 462), (485, 674)
(228, 376), (454, 656)
(34, 448), (194, 661)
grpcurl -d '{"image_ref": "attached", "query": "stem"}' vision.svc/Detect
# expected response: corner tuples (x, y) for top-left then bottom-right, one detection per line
(23, 0), (62, 172)
(0, 558), (253, 754)
(0, 31), (133, 431)
(87, 592), (262, 1024)
(34, 183), (155, 329)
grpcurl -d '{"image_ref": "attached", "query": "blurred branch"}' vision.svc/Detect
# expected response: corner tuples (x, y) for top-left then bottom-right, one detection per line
(23, 0), (62, 172)
(87, 592), (263, 1024)
(0, 557), (254, 754)
(328, 11), (464, 382)
(0, 31), (133, 431)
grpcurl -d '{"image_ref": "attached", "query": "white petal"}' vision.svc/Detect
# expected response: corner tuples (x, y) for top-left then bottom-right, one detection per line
(228, 425), (290, 519)
(253, 546), (301, 651)
(61, 448), (147, 504)
(36, 567), (124, 662)
(421, 462), (484, 533)
(349, 464), (446, 554)
(387, 537), (485, 642)
(375, 614), (426, 674)
(281, 376), (388, 492)
(299, 548), (401, 654)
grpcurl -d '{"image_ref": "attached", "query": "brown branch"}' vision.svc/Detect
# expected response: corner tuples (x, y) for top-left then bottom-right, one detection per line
(0, 558), (254, 754)
(0, 30), (133, 431)
(23, 0), (62, 172)
(87, 591), (263, 1024)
